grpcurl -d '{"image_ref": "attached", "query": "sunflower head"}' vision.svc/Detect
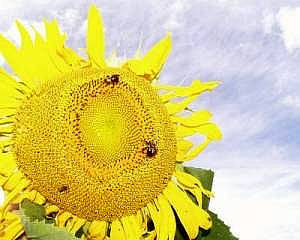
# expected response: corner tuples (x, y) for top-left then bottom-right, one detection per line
(14, 66), (176, 221)
(0, 4), (222, 240)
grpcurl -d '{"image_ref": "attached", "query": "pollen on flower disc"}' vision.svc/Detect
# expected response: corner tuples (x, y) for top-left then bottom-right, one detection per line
(13, 67), (176, 221)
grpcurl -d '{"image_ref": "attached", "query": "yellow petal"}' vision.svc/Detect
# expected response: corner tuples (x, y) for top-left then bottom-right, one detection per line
(1, 211), (20, 223)
(110, 219), (126, 240)
(70, 219), (86, 235)
(88, 220), (108, 239)
(163, 182), (212, 239)
(0, 175), (7, 186)
(153, 198), (168, 240)
(0, 69), (16, 85)
(43, 20), (72, 72)
(159, 80), (220, 116)
(45, 205), (59, 216)
(0, 34), (33, 88)
(147, 197), (176, 240)
(124, 33), (171, 81)
(14, 188), (46, 206)
(146, 202), (160, 237)
(165, 95), (198, 115)
(157, 80), (220, 103)
(0, 153), (17, 178)
(0, 124), (13, 134)
(175, 171), (213, 205)
(1, 178), (30, 216)
(175, 125), (195, 138)
(31, 28), (61, 81)
(44, 20), (82, 68)
(181, 139), (211, 162)
(121, 214), (143, 240)
(135, 210), (146, 233)
(87, 4), (106, 68)
(0, 220), (24, 240)
(34, 191), (46, 205)
(2, 171), (24, 191)
(16, 20), (33, 50)
(16, 21), (42, 87)
(0, 108), (17, 117)
(44, 19), (65, 50)
(56, 211), (73, 228)
(196, 123), (222, 140)
(176, 139), (193, 161)
(157, 195), (176, 240)
(2, 21), (62, 88)
(67, 216), (86, 234)
(175, 171), (203, 189)
(175, 123), (222, 162)
(0, 117), (14, 127)
(22, 189), (37, 202)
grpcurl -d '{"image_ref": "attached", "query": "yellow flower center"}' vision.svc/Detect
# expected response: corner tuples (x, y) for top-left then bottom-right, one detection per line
(13, 67), (176, 221)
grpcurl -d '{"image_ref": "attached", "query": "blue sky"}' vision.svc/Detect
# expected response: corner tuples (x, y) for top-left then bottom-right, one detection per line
(0, 0), (300, 239)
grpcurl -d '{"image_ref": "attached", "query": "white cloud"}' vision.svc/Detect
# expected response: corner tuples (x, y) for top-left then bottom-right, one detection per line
(280, 95), (300, 109)
(52, 8), (82, 30)
(262, 11), (275, 34)
(163, 0), (190, 30)
(213, 104), (267, 142)
(276, 6), (300, 52)
(210, 164), (300, 240)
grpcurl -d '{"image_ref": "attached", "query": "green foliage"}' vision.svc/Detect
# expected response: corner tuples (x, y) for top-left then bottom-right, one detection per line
(21, 219), (80, 240)
(20, 199), (80, 240)
(201, 211), (238, 240)
(21, 199), (45, 221)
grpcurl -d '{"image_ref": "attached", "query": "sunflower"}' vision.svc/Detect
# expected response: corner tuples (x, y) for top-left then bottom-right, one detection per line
(0, 5), (222, 240)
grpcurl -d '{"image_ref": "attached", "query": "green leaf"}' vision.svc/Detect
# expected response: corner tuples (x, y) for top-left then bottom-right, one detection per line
(182, 166), (214, 209)
(20, 199), (80, 240)
(21, 218), (80, 240)
(200, 211), (238, 240)
(21, 199), (45, 221)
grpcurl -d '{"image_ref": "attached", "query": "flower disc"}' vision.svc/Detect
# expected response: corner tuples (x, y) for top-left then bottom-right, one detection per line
(14, 67), (177, 221)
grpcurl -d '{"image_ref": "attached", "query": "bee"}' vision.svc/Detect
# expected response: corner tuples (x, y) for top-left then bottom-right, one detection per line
(58, 185), (69, 193)
(143, 140), (157, 157)
(104, 74), (119, 86)
(46, 211), (58, 220)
